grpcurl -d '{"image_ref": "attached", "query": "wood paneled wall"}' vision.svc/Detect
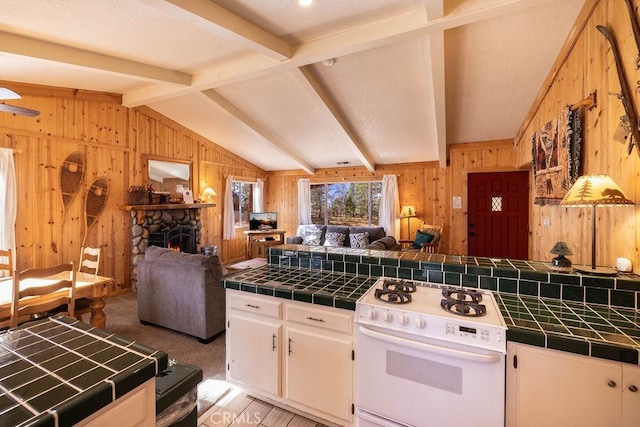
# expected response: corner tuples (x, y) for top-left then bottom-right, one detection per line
(265, 163), (449, 250)
(0, 82), (265, 293)
(514, 0), (640, 270)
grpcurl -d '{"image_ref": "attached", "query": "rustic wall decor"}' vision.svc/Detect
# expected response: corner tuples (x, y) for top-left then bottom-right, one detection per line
(532, 106), (582, 205)
(59, 151), (85, 222)
(83, 177), (109, 246)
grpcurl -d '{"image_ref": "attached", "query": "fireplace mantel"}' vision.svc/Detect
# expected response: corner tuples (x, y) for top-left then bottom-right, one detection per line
(121, 203), (215, 211)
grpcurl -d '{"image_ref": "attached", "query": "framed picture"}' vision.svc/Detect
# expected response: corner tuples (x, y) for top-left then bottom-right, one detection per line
(182, 189), (194, 204)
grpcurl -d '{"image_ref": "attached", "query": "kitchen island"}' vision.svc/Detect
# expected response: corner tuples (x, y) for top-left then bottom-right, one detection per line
(0, 315), (168, 426)
(228, 244), (640, 363)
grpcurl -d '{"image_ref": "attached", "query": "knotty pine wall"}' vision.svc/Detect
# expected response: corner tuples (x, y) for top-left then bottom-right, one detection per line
(514, 0), (640, 271)
(0, 81), (265, 294)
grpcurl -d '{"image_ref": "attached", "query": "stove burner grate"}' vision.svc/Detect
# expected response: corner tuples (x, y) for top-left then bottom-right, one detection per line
(375, 288), (412, 304)
(440, 287), (487, 317)
(382, 279), (416, 294)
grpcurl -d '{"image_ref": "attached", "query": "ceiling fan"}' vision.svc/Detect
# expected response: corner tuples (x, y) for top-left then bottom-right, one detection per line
(0, 87), (40, 117)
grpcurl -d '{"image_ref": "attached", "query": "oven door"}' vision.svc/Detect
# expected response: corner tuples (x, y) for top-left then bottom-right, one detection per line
(355, 324), (505, 427)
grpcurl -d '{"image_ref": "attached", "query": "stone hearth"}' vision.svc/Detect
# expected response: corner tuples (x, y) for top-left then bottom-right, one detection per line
(129, 208), (203, 291)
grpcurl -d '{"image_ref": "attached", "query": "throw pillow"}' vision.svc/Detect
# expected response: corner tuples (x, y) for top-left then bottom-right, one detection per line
(349, 232), (369, 248)
(301, 227), (323, 245)
(324, 231), (346, 247)
(412, 230), (434, 249)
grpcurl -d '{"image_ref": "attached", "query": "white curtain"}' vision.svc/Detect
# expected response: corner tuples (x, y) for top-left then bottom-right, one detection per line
(253, 178), (264, 212)
(223, 175), (236, 240)
(379, 174), (399, 237)
(0, 148), (16, 274)
(297, 179), (312, 225)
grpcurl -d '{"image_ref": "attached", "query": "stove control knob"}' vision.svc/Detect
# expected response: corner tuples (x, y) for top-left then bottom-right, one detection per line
(368, 309), (378, 320)
(399, 314), (409, 326)
(415, 317), (426, 329)
(383, 311), (393, 323)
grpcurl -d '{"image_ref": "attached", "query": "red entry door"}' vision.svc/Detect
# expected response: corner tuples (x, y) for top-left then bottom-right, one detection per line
(467, 171), (529, 259)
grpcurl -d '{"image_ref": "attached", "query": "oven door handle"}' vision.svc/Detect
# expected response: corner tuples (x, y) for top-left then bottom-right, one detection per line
(358, 325), (503, 363)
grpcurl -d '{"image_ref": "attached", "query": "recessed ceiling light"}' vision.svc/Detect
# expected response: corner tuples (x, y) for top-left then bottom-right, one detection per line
(299, 0), (312, 6)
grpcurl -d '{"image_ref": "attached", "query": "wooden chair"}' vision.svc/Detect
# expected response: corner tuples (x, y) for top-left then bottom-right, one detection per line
(79, 246), (101, 274)
(0, 248), (12, 277)
(400, 224), (444, 254)
(75, 246), (101, 322)
(10, 262), (77, 328)
(0, 249), (13, 328)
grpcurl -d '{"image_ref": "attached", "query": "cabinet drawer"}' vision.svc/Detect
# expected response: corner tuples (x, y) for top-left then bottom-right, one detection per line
(228, 291), (282, 319)
(286, 304), (352, 334)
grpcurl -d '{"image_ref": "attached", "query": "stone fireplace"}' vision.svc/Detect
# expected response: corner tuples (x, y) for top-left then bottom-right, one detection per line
(129, 207), (203, 291)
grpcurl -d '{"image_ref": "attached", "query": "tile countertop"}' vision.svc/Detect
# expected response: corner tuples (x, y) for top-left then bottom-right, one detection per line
(224, 265), (640, 365)
(0, 315), (168, 427)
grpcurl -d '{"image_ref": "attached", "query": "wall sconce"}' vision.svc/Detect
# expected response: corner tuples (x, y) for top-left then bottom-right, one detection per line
(560, 175), (634, 276)
(550, 241), (572, 272)
(399, 205), (417, 239)
(202, 187), (216, 203)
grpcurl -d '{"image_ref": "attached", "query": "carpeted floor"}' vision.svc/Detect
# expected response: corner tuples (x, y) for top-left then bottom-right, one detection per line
(99, 292), (228, 417)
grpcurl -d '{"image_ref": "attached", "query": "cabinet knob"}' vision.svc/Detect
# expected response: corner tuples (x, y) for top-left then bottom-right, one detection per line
(629, 385), (638, 393)
(608, 380), (617, 388)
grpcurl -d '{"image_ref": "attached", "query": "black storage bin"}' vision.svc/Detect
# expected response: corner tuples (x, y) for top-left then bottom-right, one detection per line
(156, 361), (203, 427)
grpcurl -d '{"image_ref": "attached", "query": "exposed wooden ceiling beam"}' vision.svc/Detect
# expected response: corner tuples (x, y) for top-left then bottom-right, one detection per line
(200, 89), (316, 175)
(136, 0), (292, 61)
(0, 31), (191, 86)
(422, 32), (447, 168)
(124, 0), (557, 107)
(294, 67), (376, 172)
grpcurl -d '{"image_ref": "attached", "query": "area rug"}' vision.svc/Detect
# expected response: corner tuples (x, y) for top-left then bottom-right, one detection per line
(99, 292), (228, 418)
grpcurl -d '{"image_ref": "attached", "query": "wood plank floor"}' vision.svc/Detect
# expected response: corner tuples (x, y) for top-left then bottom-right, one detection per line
(198, 387), (330, 427)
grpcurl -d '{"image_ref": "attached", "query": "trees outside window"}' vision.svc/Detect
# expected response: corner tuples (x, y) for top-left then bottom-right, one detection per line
(232, 181), (253, 226)
(310, 182), (382, 226)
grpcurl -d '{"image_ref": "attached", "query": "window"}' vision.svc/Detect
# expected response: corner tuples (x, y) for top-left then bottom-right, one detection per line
(310, 181), (382, 226)
(232, 181), (253, 226)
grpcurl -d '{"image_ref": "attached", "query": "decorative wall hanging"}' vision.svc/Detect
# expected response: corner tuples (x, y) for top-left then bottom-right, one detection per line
(532, 106), (582, 205)
(83, 177), (109, 246)
(59, 151), (85, 222)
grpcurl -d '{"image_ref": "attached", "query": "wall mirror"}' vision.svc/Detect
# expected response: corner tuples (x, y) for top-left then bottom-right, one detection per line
(147, 157), (191, 193)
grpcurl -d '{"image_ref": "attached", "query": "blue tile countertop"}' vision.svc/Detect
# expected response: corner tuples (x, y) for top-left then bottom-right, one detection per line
(224, 262), (640, 365)
(0, 315), (168, 427)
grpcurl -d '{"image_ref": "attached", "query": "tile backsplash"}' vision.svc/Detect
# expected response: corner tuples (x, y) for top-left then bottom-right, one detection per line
(269, 245), (640, 310)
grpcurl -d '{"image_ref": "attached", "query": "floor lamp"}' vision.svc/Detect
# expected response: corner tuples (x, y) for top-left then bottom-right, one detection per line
(560, 175), (634, 276)
(400, 205), (417, 240)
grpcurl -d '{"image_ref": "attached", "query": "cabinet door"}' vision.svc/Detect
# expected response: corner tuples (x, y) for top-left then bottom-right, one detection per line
(285, 327), (352, 422)
(622, 365), (640, 427)
(516, 345), (621, 427)
(228, 314), (281, 396)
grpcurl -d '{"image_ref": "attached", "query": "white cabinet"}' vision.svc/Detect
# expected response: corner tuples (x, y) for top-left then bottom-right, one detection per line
(77, 380), (155, 427)
(228, 314), (281, 395)
(506, 342), (640, 427)
(226, 289), (354, 426)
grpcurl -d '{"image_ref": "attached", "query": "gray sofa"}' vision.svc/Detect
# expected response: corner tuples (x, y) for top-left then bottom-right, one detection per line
(137, 245), (225, 343)
(286, 224), (400, 250)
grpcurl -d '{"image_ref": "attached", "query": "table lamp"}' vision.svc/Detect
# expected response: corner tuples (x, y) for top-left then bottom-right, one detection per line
(400, 205), (417, 239)
(202, 187), (216, 203)
(559, 175), (634, 276)
(550, 241), (572, 272)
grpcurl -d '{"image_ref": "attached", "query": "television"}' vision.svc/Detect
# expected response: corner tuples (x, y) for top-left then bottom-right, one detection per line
(249, 212), (277, 231)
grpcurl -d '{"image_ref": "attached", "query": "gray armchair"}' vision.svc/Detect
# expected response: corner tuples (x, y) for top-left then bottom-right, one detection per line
(137, 246), (225, 343)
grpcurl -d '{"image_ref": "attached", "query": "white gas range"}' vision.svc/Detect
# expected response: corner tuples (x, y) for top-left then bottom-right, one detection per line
(355, 277), (507, 427)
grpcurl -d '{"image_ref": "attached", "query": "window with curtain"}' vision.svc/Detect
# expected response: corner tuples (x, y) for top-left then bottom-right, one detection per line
(310, 181), (382, 226)
(232, 181), (254, 227)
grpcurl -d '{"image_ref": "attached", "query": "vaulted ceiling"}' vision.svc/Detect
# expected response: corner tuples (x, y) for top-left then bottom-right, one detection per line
(0, 0), (585, 174)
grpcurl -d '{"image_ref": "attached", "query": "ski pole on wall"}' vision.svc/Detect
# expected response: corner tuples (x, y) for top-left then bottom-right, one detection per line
(596, 25), (640, 156)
